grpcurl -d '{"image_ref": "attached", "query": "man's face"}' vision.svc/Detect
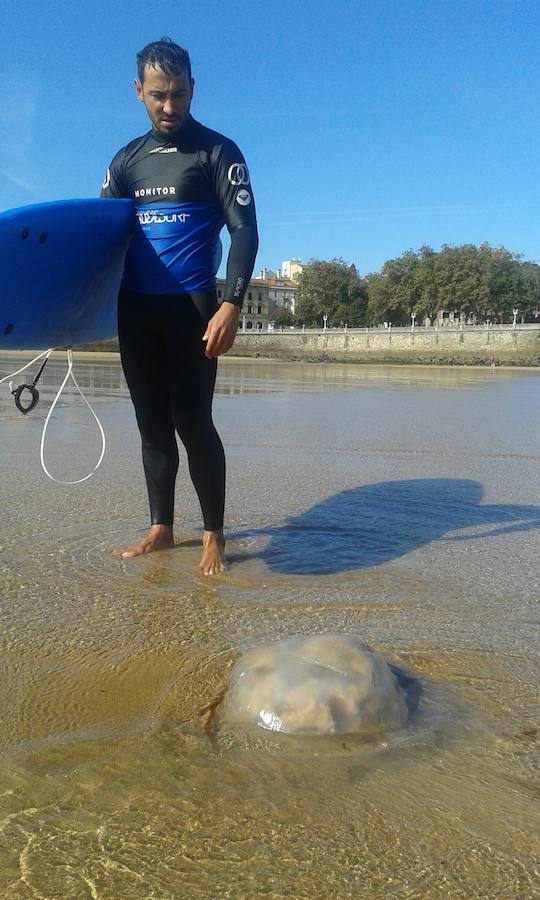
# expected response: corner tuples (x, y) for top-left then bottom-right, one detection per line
(135, 65), (194, 135)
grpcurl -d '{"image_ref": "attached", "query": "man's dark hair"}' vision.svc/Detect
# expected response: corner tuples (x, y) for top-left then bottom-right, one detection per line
(137, 37), (192, 82)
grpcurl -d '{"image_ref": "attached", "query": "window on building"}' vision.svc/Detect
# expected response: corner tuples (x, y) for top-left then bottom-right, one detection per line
(246, 320), (253, 329)
(217, 289), (222, 299)
(248, 292), (252, 300)
(257, 305), (262, 314)
(247, 305), (252, 314)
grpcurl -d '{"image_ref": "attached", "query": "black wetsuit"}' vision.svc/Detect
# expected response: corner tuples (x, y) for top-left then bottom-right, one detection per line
(101, 115), (258, 529)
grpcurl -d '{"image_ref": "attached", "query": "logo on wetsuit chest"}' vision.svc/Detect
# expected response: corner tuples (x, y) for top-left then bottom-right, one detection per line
(134, 186), (177, 197)
(148, 146), (178, 154)
(136, 209), (191, 225)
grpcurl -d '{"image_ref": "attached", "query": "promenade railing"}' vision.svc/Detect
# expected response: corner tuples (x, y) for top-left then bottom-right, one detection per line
(239, 323), (540, 335)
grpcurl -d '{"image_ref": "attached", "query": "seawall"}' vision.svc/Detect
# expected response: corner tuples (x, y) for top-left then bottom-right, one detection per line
(228, 325), (540, 366)
(80, 324), (540, 365)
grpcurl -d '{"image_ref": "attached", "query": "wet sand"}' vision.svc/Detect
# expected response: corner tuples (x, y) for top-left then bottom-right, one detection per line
(0, 354), (539, 898)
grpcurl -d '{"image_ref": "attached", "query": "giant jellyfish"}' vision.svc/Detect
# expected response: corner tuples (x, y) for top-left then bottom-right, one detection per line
(216, 634), (409, 738)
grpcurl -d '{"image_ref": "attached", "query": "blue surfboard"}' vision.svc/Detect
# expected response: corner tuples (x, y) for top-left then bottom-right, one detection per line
(0, 198), (134, 349)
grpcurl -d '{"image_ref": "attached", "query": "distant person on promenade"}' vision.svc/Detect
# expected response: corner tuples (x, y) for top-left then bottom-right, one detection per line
(101, 37), (258, 574)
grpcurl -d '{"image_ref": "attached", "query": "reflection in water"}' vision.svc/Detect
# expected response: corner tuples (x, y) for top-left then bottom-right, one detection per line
(2, 350), (537, 405)
(0, 354), (539, 897)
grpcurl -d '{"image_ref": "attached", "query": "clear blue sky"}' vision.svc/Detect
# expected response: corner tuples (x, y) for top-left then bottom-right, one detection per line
(1, 0), (539, 276)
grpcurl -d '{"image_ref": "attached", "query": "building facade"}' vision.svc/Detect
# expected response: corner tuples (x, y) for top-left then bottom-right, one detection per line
(216, 258), (303, 329)
(216, 278), (270, 330)
(264, 276), (296, 317)
(277, 258), (304, 281)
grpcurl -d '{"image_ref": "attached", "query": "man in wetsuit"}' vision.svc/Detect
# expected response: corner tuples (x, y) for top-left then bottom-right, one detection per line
(101, 37), (258, 574)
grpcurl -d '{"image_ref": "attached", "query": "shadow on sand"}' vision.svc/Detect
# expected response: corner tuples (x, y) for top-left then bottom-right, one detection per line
(231, 478), (540, 575)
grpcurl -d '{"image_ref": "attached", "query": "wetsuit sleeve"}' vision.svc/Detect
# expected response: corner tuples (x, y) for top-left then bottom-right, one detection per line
(212, 141), (258, 307)
(100, 150), (128, 199)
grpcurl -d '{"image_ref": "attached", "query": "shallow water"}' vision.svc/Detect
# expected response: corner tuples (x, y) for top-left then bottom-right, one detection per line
(0, 353), (539, 898)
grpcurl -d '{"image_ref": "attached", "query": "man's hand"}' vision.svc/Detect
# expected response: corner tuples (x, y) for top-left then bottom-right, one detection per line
(203, 302), (240, 358)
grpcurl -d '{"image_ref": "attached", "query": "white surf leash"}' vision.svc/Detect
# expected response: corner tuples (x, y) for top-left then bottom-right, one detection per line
(40, 349), (106, 484)
(1, 348), (106, 484)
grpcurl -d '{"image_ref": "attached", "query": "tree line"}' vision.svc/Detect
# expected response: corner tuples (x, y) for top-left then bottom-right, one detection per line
(285, 244), (540, 327)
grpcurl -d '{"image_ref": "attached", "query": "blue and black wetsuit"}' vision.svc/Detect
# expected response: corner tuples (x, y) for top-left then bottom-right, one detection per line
(101, 114), (258, 530)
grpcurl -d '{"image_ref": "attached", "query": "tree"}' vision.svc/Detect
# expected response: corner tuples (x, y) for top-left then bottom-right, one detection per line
(365, 250), (422, 325)
(516, 262), (540, 319)
(364, 243), (540, 325)
(294, 259), (368, 326)
(272, 306), (294, 326)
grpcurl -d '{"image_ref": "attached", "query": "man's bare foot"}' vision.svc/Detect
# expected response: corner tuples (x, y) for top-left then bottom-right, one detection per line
(198, 530), (227, 576)
(112, 524), (174, 559)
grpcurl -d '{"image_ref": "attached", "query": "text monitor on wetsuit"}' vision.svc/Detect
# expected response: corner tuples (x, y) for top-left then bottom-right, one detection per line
(101, 114), (258, 306)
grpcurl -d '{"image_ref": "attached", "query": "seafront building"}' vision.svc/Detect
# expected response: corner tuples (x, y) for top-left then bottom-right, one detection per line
(216, 278), (270, 331)
(277, 258), (304, 281)
(216, 258), (303, 331)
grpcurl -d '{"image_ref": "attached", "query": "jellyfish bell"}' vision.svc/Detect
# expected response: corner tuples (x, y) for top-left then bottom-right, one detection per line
(217, 633), (408, 739)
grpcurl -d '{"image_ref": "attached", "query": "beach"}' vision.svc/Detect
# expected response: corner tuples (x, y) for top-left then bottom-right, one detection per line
(0, 353), (539, 898)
